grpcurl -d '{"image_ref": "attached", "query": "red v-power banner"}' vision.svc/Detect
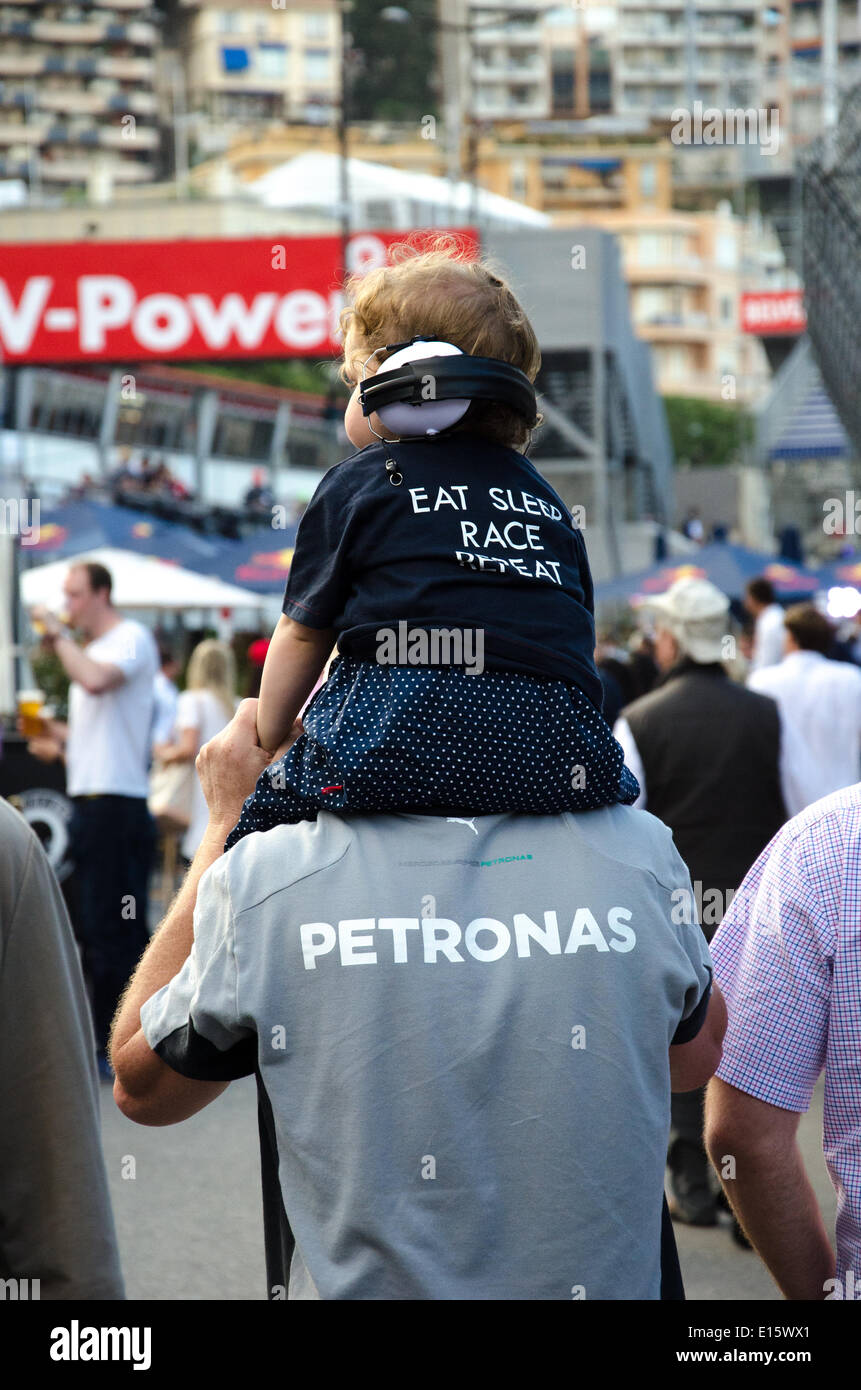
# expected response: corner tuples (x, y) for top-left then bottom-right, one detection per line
(0, 230), (479, 364)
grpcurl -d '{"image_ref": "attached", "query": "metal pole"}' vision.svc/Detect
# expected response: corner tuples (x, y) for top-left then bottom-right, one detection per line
(822, 0), (838, 172)
(172, 57), (189, 199)
(338, 1), (352, 275)
(98, 369), (122, 477)
(683, 0), (697, 110)
(438, 0), (465, 220)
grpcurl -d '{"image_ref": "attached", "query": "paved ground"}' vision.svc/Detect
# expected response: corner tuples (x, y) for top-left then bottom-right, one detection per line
(99, 1074), (834, 1301)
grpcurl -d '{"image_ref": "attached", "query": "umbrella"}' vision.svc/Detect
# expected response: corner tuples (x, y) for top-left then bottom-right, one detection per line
(27, 501), (297, 595)
(595, 542), (826, 606)
(21, 548), (266, 612)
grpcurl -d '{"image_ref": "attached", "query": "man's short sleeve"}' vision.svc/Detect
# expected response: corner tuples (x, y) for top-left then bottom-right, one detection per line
(710, 822), (834, 1112)
(140, 855), (256, 1081)
(282, 465), (353, 628)
(653, 828), (714, 1045)
(98, 620), (157, 683)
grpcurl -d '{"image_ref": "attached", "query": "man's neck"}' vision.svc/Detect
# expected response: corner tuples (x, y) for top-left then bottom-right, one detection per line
(86, 607), (122, 642)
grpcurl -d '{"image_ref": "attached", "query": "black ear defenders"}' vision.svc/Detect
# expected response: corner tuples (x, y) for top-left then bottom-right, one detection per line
(358, 336), (539, 437)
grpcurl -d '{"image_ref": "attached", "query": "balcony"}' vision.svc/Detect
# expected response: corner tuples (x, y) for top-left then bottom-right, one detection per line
(472, 26), (543, 47)
(636, 313), (714, 342)
(622, 27), (685, 43)
(541, 183), (626, 210)
(0, 55), (43, 76)
(95, 56), (155, 79)
(10, 0), (154, 7)
(29, 19), (159, 46)
(38, 152), (156, 183)
(696, 30), (758, 46)
(32, 87), (158, 116)
(473, 94), (549, 119)
(626, 260), (710, 285)
(474, 60), (545, 82)
(0, 121), (45, 145)
(98, 124), (160, 148)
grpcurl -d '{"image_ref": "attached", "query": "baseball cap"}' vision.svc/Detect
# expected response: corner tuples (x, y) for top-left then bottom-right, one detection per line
(641, 576), (730, 664)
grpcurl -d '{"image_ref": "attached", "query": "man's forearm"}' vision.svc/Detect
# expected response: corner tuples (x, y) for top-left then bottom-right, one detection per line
(109, 818), (234, 1083)
(52, 635), (116, 693)
(711, 1134), (834, 1298)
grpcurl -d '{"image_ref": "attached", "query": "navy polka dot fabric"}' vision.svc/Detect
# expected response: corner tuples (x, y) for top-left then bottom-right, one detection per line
(224, 656), (640, 850)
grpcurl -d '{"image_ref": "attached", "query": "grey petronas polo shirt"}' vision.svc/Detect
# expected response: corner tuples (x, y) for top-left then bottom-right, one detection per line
(141, 806), (712, 1300)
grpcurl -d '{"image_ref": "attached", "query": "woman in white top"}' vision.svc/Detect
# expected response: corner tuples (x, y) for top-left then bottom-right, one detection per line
(155, 639), (237, 860)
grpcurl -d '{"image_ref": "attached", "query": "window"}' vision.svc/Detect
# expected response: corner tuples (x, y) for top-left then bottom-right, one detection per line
(218, 11), (242, 34)
(639, 162), (656, 199)
(715, 232), (737, 269)
(720, 294), (733, 323)
(258, 43), (287, 79)
(510, 159), (527, 201)
(304, 12), (330, 39)
(303, 48), (330, 82)
(638, 233), (662, 265)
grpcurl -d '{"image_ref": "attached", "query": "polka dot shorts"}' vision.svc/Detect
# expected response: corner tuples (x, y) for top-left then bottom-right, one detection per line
(224, 655), (640, 849)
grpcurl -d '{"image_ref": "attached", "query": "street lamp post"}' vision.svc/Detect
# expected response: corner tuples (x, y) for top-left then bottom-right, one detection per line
(338, 1), (355, 283)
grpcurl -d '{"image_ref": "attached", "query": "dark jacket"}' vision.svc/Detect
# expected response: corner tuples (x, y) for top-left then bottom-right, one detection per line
(623, 659), (787, 934)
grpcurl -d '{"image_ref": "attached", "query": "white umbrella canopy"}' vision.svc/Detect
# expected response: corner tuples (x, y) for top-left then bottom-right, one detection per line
(252, 151), (550, 228)
(21, 548), (266, 613)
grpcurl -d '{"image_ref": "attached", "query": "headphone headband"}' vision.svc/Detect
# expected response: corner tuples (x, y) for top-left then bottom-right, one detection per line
(358, 346), (538, 430)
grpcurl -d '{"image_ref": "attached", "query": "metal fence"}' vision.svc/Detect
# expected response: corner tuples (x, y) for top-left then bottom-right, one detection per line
(801, 83), (861, 457)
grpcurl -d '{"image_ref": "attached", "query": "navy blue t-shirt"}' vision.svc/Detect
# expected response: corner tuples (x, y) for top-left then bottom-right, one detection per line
(283, 433), (602, 707)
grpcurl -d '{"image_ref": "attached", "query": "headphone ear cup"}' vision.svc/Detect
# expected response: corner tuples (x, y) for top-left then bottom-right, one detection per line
(370, 338), (469, 438)
(375, 396), (470, 436)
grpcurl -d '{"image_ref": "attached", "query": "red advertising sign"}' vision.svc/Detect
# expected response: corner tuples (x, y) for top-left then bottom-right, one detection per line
(0, 230), (479, 364)
(740, 289), (806, 336)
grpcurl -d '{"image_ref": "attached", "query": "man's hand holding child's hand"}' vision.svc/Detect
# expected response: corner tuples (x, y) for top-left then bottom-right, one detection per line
(196, 699), (302, 837)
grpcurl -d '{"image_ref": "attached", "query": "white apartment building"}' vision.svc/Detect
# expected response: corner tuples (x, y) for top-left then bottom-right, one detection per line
(612, 0), (861, 160)
(176, 0), (341, 137)
(0, 0), (162, 192)
(439, 0), (553, 122)
(782, 0), (861, 147)
(575, 199), (779, 403)
(612, 0), (763, 123)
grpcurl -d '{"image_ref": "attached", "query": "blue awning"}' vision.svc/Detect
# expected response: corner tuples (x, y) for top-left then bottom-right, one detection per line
(222, 46), (250, 73)
(542, 156), (622, 171)
(769, 386), (850, 460)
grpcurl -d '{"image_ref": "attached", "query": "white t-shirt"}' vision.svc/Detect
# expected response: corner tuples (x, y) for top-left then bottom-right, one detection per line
(175, 688), (234, 859)
(749, 604), (786, 673)
(748, 650), (861, 805)
(66, 619), (159, 798)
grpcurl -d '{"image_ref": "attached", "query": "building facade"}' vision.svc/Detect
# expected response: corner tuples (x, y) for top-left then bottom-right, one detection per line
(612, 0), (764, 123)
(173, 0), (341, 143)
(574, 200), (775, 403)
(0, 0), (162, 192)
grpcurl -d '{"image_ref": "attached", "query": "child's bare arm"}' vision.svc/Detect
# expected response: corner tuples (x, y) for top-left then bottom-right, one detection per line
(257, 616), (335, 752)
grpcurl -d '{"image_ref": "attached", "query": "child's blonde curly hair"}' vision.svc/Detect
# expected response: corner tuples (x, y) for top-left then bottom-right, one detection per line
(338, 235), (541, 450)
